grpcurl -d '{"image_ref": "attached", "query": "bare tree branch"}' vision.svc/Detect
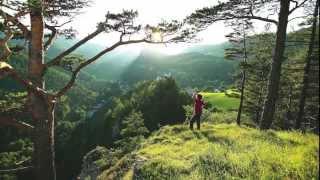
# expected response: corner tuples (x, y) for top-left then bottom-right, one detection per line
(48, 20), (73, 28)
(289, 0), (308, 14)
(288, 15), (309, 22)
(0, 3), (20, 11)
(54, 38), (149, 97)
(45, 27), (104, 67)
(290, 0), (299, 7)
(0, 9), (14, 61)
(0, 116), (34, 131)
(15, 158), (32, 166)
(0, 66), (48, 98)
(0, 25), (13, 61)
(226, 14), (278, 25)
(44, 24), (57, 51)
(0, 166), (33, 174)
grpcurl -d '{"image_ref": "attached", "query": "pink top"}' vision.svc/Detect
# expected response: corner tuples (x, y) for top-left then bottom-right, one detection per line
(194, 97), (205, 114)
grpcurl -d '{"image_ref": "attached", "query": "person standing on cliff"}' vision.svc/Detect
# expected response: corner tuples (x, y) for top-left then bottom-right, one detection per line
(190, 92), (205, 130)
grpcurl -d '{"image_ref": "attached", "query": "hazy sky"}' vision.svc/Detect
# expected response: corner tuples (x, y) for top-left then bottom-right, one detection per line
(70, 0), (230, 46)
(67, 0), (306, 54)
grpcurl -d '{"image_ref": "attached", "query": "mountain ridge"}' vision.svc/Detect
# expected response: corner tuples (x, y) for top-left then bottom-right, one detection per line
(45, 37), (236, 88)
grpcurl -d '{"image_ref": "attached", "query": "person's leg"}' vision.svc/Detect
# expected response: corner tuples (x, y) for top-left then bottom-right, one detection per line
(189, 114), (196, 130)
(196, 114), (201, 130)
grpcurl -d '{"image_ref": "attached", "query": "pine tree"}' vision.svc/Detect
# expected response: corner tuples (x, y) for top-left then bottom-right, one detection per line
(243, 33), (274, 124)
(116, 111), (149, 153)
(0, 1), (188, 179)
(225, 20), (252, 125)
(296, 0), (319, 130)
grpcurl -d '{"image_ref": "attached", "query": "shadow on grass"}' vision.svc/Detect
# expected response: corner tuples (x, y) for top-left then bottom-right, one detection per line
(191, 130), (236, 148)
(191, 130), (202, 139)
(249, 131), (303, 147)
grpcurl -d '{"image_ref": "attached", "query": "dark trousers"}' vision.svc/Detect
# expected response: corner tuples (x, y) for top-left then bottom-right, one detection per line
(190, 113), (201, 130)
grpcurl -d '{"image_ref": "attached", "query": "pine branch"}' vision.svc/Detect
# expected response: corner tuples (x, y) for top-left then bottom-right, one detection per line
(0, 9), (30, 38)
(289, 0), (308, 14)
(0, 116), (34, 132)
(0, 166), (33, 174)
(53, 30), (175, 98)
(45, 27), (104, 67)
(0, 66), (49, 98)
(54, 38), (149, 97)
(225, 14), (278, 25)
(0, 26), (13, 61)
(44, 24), (57, 51)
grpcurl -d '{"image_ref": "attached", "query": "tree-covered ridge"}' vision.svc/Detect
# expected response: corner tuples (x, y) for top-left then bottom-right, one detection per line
(120, 45), (236, 89)
(46, 38), (237, 89)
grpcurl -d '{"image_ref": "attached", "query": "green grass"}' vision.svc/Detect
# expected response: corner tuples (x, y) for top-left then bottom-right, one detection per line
(200, 92), (240, 111)
(130, 123), (319, 180)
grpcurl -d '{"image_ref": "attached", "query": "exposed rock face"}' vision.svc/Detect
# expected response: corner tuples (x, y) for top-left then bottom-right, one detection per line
(78, 146), (148, 180)
(78, 146), (111, 180)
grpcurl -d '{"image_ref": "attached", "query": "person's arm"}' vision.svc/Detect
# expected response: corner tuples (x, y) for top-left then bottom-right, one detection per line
(192, 92), (197, 101)
(202, 100), (206, 108)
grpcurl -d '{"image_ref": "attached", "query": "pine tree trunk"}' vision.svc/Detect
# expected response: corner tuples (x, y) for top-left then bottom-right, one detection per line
(237, 71), (246, 125)
(32, 100), (56, 180)
(28, 1), (56, 179)
(295, 0), (319, 129)
(283, 85), (293, 129)
(254, 84), (264, 124)
(259, 0), (290, 129)
(236, 32), (247, 126)
(317, 111), (319, 134)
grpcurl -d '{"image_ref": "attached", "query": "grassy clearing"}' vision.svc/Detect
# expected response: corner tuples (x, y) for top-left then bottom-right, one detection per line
(132, 123), (319, 180)
(200, 92), (240, 111)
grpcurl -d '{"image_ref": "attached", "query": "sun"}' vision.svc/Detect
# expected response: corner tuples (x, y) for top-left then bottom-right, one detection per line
(152, 31), (163, 42)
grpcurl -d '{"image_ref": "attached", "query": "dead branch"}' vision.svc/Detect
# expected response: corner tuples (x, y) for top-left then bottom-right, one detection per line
(0, 116), (34, 131)
(0, 166), (33, 174)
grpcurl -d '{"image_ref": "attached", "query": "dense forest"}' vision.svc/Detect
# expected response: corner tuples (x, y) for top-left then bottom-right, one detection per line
(0, 0), (319, 180)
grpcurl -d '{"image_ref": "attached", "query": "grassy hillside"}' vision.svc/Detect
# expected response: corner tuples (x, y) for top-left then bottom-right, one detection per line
(201, 91), (240, 111)
(99, 123), (319, 180)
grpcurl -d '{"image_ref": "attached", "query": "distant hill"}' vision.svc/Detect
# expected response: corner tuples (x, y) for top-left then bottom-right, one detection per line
(47, 38), (237, 89)
(46, 38), (142, 81)
(120, 43), (237, 88)
(2, 37), (237, 94)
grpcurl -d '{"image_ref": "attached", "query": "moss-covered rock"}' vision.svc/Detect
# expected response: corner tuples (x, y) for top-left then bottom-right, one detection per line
(78, 146), (116, 180)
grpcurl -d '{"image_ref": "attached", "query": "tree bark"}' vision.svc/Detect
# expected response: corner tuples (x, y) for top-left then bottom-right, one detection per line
(295, 0), (319, 129)
(237, 71), (246, 125)
(259, 0), (290, 129)
(283, 84), (293, 129)
(236, 31), (247, 126)
(28, 1), (56, 179)
(255, 83), (264, 124)
(317, 111), (319, 134)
